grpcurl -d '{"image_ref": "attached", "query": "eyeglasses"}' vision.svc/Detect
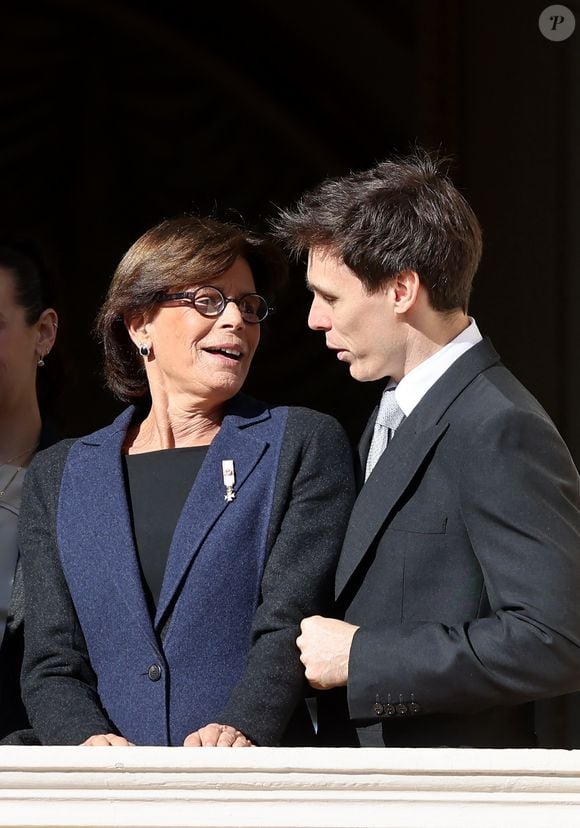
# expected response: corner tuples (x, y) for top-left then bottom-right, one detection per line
(156, 285), (273, 324)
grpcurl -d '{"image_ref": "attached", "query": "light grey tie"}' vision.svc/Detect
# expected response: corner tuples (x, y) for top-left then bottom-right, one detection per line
(365, 387), (405, 480)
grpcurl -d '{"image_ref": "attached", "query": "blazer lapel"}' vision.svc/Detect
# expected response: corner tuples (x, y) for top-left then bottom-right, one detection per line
(335, 338), (502, 598)
(69, 408), (158, 648)
(155, 398), (271, 627)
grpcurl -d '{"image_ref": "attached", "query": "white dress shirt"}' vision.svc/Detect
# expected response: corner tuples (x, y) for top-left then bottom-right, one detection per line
(394, 318), (483, 417)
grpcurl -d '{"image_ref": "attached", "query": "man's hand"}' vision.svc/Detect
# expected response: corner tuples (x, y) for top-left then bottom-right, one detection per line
(297, 616), (359, 690)
(81, 733), (134, 746)
(183, 723), (253, 747)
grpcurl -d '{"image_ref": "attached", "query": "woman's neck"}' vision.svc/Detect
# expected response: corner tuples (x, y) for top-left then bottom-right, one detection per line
(126, 396), (225, 454)
(0, 395), (42, 467)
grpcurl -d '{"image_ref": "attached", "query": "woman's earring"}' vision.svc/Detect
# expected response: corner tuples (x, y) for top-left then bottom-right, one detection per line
(139, 343), (150, 357)
(37, 355), (45, 367)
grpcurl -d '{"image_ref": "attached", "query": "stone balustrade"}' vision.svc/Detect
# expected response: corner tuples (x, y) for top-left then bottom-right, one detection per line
(1, 746), (579, 826)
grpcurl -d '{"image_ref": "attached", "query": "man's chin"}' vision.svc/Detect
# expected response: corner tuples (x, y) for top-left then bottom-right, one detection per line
(348, 363), (369, 382)
(338, 354), (382, 382)
(349, 363), (386, 383)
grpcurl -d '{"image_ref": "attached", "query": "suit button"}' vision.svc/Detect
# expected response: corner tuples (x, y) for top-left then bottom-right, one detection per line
(373, 702), (384, 716)
(384, 703), (396, 717)
(409, 702), (421, 714)
(396, 703), (408, 715)
(148, 664), (162, 681)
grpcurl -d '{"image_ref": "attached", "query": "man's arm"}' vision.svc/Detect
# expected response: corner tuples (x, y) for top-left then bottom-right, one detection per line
(300, 407), (580, 719)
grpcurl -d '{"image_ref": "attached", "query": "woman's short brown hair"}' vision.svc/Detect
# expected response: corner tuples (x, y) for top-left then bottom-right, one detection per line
(96, 216), (287, 401)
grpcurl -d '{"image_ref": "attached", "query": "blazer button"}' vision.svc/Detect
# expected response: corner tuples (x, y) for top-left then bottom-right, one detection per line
(148, 664), (162, 682)
(395, 703), (408, 716)
(384, 703), (396, 717)
(373, 702), (385, 716)
(409, 702), (422, 714)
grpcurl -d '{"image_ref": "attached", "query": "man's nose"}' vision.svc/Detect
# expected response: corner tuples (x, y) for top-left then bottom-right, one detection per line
(307, 298), (330, 331)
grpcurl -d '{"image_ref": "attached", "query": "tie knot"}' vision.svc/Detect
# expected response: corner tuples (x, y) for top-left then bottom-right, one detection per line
(376, 388), (405, 431)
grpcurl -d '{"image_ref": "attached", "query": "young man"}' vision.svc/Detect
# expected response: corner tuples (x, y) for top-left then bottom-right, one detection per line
(276, 151), (580, 747)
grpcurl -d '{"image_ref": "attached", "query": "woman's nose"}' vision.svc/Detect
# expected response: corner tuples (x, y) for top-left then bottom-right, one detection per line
(218, 299), (245, 328)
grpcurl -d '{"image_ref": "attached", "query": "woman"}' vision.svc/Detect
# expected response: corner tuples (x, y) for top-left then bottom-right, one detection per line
(18, 217), (355, 747)
(0, 246), (58, 741)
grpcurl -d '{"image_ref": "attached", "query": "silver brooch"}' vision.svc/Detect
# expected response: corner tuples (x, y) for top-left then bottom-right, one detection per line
(222, 459), (236, 502)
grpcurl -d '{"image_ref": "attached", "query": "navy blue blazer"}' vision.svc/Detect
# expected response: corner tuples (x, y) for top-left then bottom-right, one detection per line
(18, 395), (355, 746)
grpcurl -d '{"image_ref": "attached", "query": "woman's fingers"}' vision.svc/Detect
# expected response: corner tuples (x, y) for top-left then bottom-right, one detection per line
(82, 727), (252, 748)
(200, 724), (222, 746)
(184, 723), (253, 747)
(183, 724), (221, 746)
(81, 733), (134, 746)
(216, 725), (253, 747)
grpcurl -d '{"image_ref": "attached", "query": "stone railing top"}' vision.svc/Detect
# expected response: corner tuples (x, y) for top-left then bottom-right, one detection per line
(1, 746), (579, 827)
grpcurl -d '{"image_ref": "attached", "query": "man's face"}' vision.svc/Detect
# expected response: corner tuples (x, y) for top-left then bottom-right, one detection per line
(306, 248), (405, 382)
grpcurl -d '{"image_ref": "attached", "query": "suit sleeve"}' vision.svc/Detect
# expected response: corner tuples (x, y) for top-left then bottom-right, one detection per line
(219, 411), (355, 745)
(348, 407), (580, 719)
(19, 451), (116, 744)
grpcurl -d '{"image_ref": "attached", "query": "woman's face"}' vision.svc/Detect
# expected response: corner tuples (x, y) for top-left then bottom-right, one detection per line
(136, 257), (262, 408)
(0, 267), (41, 408)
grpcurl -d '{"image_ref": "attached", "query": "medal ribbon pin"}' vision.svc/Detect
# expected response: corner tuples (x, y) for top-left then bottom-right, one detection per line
(222, 459), (236, 502)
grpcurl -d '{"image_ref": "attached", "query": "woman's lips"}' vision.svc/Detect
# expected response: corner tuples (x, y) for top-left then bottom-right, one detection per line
(204, 346), (243, 362)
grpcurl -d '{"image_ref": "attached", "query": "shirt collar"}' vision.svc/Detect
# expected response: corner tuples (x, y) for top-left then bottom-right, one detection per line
(394, 318), (483, 417)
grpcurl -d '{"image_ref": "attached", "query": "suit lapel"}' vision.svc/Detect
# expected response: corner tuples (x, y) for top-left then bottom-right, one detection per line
(336, 338), (501, 598)
(335, 420), (448, 597)
(154, 397), (271, 627)
(356, 404), (377, 489)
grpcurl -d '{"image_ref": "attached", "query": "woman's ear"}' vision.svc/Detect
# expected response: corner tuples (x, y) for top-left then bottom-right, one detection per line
(35, 308), (58, 360)
(124, 312), (149, 349)
(392, 269), (421, 314)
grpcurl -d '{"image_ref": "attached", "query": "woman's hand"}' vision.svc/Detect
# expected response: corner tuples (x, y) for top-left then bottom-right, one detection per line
(81, 733), (135, 746)
(183, 723), (253, 747)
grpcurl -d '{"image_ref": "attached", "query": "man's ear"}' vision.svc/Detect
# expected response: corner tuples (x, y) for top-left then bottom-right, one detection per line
(391, 270), (421, 314)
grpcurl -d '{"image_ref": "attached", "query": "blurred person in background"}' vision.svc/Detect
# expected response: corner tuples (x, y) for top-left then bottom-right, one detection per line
(0, 245), (58, 741)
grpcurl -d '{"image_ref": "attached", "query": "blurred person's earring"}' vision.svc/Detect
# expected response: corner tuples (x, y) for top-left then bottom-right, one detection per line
(37, 354), (45, 367)
(139, 343), (150, 357)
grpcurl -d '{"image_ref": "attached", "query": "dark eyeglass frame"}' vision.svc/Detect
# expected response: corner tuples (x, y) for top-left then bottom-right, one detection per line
(156, 285), (274, 324)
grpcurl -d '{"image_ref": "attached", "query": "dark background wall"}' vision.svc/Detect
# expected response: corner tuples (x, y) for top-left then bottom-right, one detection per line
(1, 0), (580, 745)
(2, 0), (578, 455)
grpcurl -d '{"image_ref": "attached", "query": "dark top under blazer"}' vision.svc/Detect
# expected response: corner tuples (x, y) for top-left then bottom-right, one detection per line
(18, 395), (355, 746)
(323, 338), (580, 748)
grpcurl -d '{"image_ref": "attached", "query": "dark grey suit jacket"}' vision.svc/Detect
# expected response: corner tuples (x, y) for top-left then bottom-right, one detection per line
(320, 338), (580, 747)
